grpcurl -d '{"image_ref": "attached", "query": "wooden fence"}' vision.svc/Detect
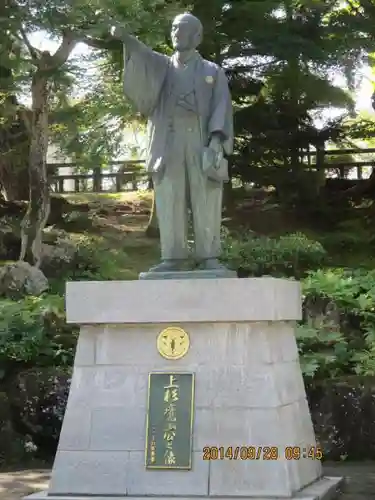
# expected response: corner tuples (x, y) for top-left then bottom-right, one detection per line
(48, 148), (375, 193)
(301, 147), (375, 180)
(48, 160), (147, 194)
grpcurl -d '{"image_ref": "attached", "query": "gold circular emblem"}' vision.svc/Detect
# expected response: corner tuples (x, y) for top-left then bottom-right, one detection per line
(157, 327), (190, 360)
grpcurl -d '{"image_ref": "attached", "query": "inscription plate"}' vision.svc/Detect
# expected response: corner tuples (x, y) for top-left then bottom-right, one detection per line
(145, 372), (195, 469)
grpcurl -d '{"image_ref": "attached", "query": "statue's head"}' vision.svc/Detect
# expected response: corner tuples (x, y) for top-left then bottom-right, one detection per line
(171, 13), (203, 51)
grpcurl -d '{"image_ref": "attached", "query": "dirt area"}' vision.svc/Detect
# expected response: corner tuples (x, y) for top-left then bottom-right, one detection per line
(0, 469), (49, 500)
(1, 463), (375, 500)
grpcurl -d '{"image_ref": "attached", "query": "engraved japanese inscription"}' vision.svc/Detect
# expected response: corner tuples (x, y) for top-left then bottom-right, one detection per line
(145, 372), (195, 469)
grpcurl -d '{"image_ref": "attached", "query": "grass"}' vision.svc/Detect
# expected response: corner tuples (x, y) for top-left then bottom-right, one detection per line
(64, 191), (158, 279)
(1, 191), (158, 280)
(95, 233), (160, 280)
(60, 191), (152, 207)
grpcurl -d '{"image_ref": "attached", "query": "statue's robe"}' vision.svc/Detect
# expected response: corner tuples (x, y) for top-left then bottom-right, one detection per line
(122, 35), (233, 260)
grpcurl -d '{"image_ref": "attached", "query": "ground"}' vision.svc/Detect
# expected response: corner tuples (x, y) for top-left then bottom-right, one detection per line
(61, 191), (160, 278)
(0, 469), (49, 500)
(58, 189), (375, 270)
(0, 463), (374, 500)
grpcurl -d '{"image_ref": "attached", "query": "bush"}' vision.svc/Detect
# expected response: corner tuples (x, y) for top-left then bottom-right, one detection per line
(0, 294), (78, 378)
(307, 376), (375, 460)
(299, 268), (375, 382)
(0, 390), (29, 467)
(221, 232), (327, 278)
(0, 294), (77, 464)
(48, 234), (125, 294)
(63, 236), (119, 279)
(319, 219), (374, 254)
(6, 367), (71, 460)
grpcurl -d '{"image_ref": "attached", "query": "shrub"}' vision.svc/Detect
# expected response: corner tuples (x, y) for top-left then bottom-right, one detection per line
(299, 268), (375, 382)
(319, 219), (374, 255)
(62, 236), (120, 280)
(221, 232), (327, 278)
(6, 367), (71, 460)
(307, 376), (375, 460)
(297, 324), (352, 380)
(0, 294), (78, 379)
(48, 234), (125, 294)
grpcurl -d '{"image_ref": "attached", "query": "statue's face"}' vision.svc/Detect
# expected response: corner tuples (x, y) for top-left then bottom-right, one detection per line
(171, 14), (201, 51)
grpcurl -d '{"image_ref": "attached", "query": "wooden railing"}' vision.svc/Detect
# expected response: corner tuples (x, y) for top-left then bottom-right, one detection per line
(48, 160), (148, 193)
(301, 147), (375, 180)
(48, 148), (375, 193)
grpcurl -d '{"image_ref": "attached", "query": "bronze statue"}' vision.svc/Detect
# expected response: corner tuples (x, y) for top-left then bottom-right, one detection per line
(112, 13), (234, 274)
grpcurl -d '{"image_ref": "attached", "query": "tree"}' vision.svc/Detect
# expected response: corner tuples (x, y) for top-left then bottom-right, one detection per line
(0, 6), (30, 200)
(2, 0), (178, 268)
(19, 36), (79, 267)
(52, 0), (375, 211)
(183, 0), (374, 194)
(5, 0), (373, 261)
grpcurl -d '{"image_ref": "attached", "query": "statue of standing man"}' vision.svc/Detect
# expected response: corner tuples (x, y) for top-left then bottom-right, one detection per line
(112, 13), (234, 275)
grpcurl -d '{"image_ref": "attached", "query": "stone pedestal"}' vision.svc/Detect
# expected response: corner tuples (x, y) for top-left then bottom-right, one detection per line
(25, 278), (342, 500)
(139, 269), (237, 280)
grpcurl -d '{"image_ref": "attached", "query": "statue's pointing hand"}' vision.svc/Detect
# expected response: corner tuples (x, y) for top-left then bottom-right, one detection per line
(110, 23), (127, 40)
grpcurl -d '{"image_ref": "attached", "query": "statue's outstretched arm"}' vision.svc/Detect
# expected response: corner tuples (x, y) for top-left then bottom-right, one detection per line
(111, 24), (166, 64)
(111, 24), (169, 117)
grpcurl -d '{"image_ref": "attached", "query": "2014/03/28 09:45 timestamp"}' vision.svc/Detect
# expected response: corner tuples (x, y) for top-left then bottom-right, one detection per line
(202, 446), (323, 461)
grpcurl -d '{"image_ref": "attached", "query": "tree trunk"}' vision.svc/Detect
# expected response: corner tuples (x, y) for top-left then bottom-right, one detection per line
(0, 65), (30, 201)
(19, 72), (50, 267)
(17, 33), (77, 268)
(0, 155), (29, 201)
(145, 184), (159, 238)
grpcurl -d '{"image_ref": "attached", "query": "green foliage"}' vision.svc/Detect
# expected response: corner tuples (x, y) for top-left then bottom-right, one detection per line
(0, 229), (131, 383)
(221, 227), (375, 383)
(297, 324), (352, 380)
(47, 234), (126, 294)
(221, 232), (327, 278)
(303, 268), (375, 316)
(0, 0), (179, 171)
(299, 268), (375, 381)
(319, 219), (374, 256)
(0, 294), (78, 375)
(197, 0), (362, 186)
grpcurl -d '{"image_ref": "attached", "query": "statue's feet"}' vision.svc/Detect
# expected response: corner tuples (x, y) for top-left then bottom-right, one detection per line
(148, 260), (185, 272)
(197, 258), (229, 271)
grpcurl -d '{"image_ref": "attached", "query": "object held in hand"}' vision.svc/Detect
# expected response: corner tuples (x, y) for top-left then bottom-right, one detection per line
(202, 147), (229, 182)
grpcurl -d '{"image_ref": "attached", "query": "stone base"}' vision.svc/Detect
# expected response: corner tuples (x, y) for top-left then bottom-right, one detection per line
(24, 476), (344, 500)
(139, 269), (237, 280)
(44, 279), (340, 500)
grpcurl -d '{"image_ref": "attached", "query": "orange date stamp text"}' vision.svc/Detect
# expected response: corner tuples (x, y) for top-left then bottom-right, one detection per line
(202, 446), (323, 461)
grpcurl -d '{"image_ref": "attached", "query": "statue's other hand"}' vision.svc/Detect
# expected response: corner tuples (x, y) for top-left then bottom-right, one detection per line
(208, 137), (223, 159)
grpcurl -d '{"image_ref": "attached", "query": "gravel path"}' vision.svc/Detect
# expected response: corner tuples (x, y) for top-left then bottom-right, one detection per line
(0, 463), (374, 500)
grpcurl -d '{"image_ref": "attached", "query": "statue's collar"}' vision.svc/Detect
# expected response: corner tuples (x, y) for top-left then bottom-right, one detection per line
(173, 50), (199, 67)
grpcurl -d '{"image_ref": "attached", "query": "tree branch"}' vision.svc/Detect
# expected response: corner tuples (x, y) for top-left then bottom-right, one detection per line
(81, 35), (121, 51)
(49, 31), (79, 69)
(19, 26), (40, 64)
